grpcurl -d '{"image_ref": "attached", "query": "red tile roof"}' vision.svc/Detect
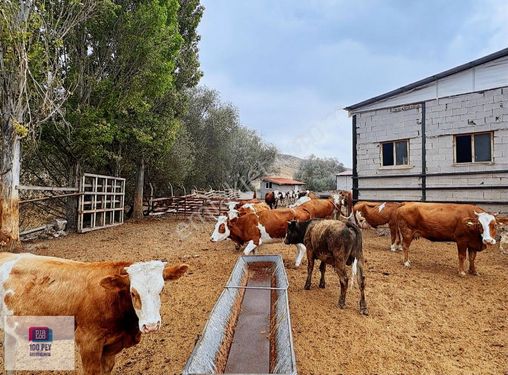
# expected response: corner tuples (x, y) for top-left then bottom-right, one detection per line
(262, 176), (305, 185)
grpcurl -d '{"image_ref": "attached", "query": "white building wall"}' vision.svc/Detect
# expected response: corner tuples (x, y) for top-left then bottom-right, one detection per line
(336, 175), (352, 191)
(355, 86), (508, 212)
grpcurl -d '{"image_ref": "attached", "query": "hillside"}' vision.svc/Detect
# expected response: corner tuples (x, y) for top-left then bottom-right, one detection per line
(273, 153), (304, 179)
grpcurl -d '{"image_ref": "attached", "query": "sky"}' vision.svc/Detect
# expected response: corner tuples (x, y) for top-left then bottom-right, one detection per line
(198, 0), (508, 167)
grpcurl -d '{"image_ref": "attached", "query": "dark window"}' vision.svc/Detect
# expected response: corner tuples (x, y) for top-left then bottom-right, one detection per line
(456, 135), (472, 163)
(455, 132), (492, 163)
(474, 133), (491, 162)
(395, 141), (408, 165)
(382, 140), (408, 166)
(382, 143), (394, 166)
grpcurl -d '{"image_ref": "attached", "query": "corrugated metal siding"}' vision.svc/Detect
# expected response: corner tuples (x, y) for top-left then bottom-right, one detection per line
(353, 55), (508, 113)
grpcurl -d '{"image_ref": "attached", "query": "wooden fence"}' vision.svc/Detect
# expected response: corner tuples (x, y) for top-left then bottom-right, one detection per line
(148, 195), (231, 219)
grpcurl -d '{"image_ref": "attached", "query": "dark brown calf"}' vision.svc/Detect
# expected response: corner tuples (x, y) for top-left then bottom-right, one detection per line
(285, 219), (368, 315)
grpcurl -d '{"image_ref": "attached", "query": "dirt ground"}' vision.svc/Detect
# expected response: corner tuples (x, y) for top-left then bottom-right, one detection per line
(2, 216), (507, 375)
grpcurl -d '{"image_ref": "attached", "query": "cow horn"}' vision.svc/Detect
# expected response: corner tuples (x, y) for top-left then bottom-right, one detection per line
(474, 211), (481, 216)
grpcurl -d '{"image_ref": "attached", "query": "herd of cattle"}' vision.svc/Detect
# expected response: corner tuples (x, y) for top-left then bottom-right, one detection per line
(211, 191), (507, 315)
(0, 190), (506, 374)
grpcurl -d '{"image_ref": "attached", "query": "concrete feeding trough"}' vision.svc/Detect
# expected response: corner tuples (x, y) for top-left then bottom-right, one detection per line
(182, 255), (297, 375)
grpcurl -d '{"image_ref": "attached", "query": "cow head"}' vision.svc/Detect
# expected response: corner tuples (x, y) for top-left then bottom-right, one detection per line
(474, 211), (497, 245)
(284, 220), (310, 245)
(330, 193), (341, 207)
(210, 216), (230, 242)
(354, 210), (370, 229)
(100, 261), (188, 333)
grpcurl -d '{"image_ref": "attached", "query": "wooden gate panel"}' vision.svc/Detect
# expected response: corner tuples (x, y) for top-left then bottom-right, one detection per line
(78, 173), (125, 233)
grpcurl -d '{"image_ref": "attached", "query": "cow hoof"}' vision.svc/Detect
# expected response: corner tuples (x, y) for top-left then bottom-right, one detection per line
(360, 307), (369, 316)
(390, 244), (398, 252)
(304, 283), (311, 290)
(458, 271), (466, 277)
(403, 260), (411, 268)
(319, 282), (325, 289)
(468, 270), (479, 276)
(338, 302), (346, 309)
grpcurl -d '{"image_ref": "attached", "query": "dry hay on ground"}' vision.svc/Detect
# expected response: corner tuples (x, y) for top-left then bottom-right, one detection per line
(2, 216), (507, 375)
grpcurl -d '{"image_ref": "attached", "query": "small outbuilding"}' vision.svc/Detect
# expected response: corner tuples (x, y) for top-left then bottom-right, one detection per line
(259, 176), (305, 197)
(336, 169), (352, 191)
(345, 47), (508, 213)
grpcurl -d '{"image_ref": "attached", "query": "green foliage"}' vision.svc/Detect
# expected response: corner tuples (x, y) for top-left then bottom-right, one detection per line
(165, 86), (278, 193)
(295, 155), (345, 192)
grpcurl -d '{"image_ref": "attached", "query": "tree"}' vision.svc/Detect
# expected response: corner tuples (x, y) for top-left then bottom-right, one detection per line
(228, 127), (277, 191)
(179, 87), (277, 191)
(0, 0), (96, 248)
(295, 155), (345, 192)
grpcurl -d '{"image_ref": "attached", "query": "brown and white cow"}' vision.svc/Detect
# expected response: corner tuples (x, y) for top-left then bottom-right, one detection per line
(353, 201), (404, 251)
(0, 253), (188, 374)
(210, 207), (312, 266)
(395, 202), (497, 276)
(226, 201), (270, 220)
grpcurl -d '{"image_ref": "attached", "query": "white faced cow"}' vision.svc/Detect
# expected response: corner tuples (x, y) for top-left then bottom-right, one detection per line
(0, 253), (188, 374)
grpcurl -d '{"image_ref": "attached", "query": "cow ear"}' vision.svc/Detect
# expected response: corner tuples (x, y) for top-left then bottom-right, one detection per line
(163, 264), (189, 281)
(100, 274), (130, 291)
(464, 218), (481, 231)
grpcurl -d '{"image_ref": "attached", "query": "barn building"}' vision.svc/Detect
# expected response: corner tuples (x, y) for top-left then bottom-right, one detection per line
(336, 169), (352, 191)
(345, 47), (508, 213)
(259, 176), (305, 198)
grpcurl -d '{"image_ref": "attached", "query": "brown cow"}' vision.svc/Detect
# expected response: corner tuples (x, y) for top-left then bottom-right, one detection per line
(339, 190), (353, 216)
(284, 219), (368, 315)
(264, 191), (277, 209)
(210, 207), (311, 266)
(0, 253), (188, 374)
(353, 201), (404, 251)
(395, 203), (497, 276)
(298, 195), (341, 219)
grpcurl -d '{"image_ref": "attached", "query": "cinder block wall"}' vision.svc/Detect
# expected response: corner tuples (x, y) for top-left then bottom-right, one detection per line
(355, 87), (508, 212)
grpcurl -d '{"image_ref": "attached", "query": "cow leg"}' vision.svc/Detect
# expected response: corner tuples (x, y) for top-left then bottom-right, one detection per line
(355, 258), (368, 315)
(101, 352), (116, 375)
(389, 222), (400, 251)
(468, 249), (478, 276)
(243, 240), (258, 255)
(319, 261), (326, 288)
(295, 243), (306, 267)
(335, 265), (349, 309)
(76, 329), (104, 375)
(457, 244), (467, 276)
(399, 226), (413, 267)
(304, 254), (315, 290)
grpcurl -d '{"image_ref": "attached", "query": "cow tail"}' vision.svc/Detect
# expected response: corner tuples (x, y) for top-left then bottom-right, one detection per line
(346, 221), (363, 289)
(350, 258), (358, 289)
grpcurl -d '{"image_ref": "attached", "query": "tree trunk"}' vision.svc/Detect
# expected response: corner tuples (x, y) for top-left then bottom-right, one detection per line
(132, 157), (145, 219)
(66, 161), (81, 231)
(1, 120), (22, 250)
